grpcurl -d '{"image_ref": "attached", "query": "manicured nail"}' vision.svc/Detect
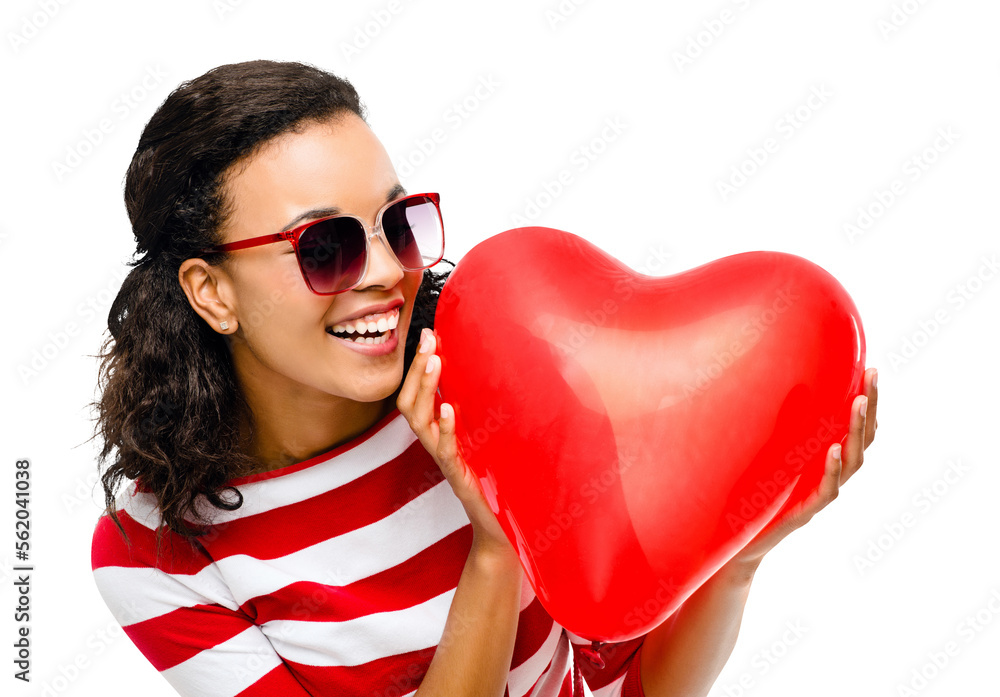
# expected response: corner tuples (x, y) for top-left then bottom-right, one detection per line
(858, 397), (867, 416)
(419, 328), (433, 353)
(831, 444), (841, 460)
(441, 403), (452, 420)
(425, 354), (436, 373)
(871, 369), (878, 389)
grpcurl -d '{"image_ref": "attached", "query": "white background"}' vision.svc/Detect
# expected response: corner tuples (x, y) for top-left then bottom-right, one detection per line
(2, 0), (999, 695)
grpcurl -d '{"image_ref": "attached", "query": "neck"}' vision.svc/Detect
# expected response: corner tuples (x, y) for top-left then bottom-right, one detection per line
(242, 392), (397, 475)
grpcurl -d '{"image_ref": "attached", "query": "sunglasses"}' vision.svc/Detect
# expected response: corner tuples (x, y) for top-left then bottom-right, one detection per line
(200, 192), (445, 295)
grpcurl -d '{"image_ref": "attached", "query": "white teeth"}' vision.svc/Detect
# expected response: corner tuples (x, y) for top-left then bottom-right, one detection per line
(343, 330), (389, 345)
(330, 307), (400, 336)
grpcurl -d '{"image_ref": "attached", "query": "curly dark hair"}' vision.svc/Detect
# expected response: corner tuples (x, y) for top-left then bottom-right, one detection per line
(94, 60), (452, 540)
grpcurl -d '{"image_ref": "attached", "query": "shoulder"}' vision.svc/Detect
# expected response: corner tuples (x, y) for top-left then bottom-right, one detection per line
(91, 483), (204, 571)
(91, 485), (224, 625)
(90, 487), (221, 606)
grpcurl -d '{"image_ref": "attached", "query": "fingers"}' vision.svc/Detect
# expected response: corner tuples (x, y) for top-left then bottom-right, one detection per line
(425, 382), (469, 487)
(414, 343), (440, 426)
(791, 443), (843, 524)
(732, 441), (845, 564)
(396, 328), (435, 411)
(820, 443), (843, 504)
(733, 376), (872, 565)
(396, 328), (440, 440)
(864, 367), (878, 447)
(737, 375), (868, 564)
(837, 367), (877, 485)
(839, 393), (868, 484)
(396, 328), (426, 413)
(395, 330), (464, 480)
(793, 443), (844, 522)
(436, 402), (461, 476)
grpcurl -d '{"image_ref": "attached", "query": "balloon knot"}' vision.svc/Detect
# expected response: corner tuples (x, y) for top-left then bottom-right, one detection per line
(579, 640), (606, 669)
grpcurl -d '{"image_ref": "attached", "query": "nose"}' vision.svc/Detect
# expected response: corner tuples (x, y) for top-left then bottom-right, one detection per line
(357, 226), (405, 290)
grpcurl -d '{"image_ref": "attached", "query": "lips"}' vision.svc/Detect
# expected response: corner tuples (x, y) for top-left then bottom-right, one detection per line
(333, 299), (404, 325)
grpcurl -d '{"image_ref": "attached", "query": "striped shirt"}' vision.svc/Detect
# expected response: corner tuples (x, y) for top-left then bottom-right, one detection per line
(91, 406), (647, 697)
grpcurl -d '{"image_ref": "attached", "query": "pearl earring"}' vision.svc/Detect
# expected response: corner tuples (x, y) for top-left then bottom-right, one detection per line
(220, 321), (229, 331)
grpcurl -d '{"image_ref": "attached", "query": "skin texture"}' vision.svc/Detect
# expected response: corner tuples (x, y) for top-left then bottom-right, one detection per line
(179, 114), (423, 472)
(177, 112), (881, 697)
(178, 114), (524, 696)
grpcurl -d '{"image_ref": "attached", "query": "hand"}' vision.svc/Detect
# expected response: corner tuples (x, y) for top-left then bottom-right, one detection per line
(727, 367), (880, 570)
(396, 328), (518, 560)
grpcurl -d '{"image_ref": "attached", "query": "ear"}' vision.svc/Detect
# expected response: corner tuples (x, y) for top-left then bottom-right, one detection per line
(178, 258), (239, 334)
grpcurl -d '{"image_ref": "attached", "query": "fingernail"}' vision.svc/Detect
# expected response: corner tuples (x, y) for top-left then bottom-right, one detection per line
(425, 354), (436, 373)
(417, 328), (430, 353)
(859, 397), (867, 416)
(441, 403), (452, 420)
(872, 369), (878, 389)
(831, 444), (841, 460)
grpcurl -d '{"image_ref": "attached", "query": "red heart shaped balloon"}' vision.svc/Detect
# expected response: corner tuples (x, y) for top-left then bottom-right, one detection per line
(434, 227), (865, 642)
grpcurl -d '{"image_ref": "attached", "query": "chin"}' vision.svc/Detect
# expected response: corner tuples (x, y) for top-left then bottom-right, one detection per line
(345, 367), (404, 403)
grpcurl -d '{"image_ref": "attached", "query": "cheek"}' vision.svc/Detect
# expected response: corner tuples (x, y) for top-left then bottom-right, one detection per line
(400, 271), (425, 328)
(241, 292), (298, 338)
(231, 256), (320, 338)
(408, 270), (423, 294)
(236, 294), (331, 382)
(232, 248), (305, 289)
(265, 252), (310, 294)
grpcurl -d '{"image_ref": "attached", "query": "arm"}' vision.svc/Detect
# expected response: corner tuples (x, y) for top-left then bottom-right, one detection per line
(398, 328), (524, 697)
(565, 565), (754, 697)
(416, 542), (523, 696)
(94, 326), (524, 697)
(639, 368), (879, 697)
(637, 558), (757, 697)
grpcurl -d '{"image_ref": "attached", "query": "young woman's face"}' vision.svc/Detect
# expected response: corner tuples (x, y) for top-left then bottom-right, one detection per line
(211, 113), (424, 404)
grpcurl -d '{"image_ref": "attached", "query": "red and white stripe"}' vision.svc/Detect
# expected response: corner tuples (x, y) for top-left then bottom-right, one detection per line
(92, 407), (646, 697)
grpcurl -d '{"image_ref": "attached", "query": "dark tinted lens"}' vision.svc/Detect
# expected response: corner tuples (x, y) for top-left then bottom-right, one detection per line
(298, 217), (366, 293)
(381, 196), (443, 270)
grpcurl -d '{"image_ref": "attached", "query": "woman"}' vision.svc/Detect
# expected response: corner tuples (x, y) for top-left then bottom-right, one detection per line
(91, 60), (878, 697)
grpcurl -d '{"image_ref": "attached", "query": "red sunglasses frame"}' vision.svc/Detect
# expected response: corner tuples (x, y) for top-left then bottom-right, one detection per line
(199, 192), (444, 295)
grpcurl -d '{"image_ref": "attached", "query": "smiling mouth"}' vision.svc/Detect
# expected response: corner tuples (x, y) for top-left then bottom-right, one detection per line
(327, 308), (400, 344)
(327, 326), (394, 345)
